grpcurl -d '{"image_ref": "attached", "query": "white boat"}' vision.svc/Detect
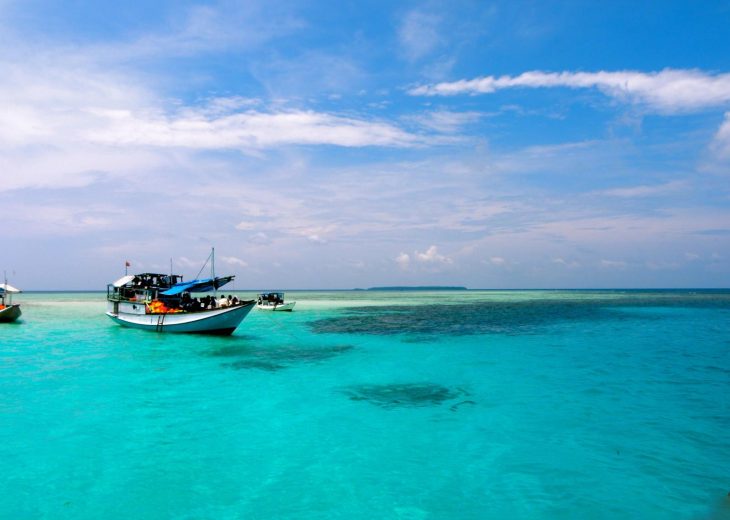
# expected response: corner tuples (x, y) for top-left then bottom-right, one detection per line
(256, 292), (296, 312)
(0, 282), (21, 323)
(106, 249), (255, 335)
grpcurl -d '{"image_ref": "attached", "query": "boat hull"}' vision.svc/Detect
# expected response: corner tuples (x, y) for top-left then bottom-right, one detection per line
(0, 304), (21, 322)
(256, 301), (296, 312)
(106, 301), (255, 335)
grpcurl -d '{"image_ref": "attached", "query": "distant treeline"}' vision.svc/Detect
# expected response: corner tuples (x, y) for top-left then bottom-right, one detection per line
(363, 286), (468, 291)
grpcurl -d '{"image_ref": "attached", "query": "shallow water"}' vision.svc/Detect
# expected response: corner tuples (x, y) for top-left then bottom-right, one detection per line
(1, 290), (729, 519)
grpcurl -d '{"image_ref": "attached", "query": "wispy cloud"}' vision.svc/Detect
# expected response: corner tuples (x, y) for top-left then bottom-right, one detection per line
(0, 56), (423, 154)
(711, 111), (730, 158)
(87, 106), (424, 150)
(596, 181), (686, 198)
(553, 258), (580, 268)
(410, 69), (730, 113)
(82, 4), (305, 61)
(0, 52), (425, 191)
(600, 259), (627, 269)
(398, 8), (443, 62)
(407, 110), (482, 133)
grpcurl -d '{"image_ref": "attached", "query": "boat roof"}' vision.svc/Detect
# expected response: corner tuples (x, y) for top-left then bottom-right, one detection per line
(160, 276), (234, 296)
(0, 283), (21, 293)
(111, 273), (184, 289)
(112, 275), (135, 287)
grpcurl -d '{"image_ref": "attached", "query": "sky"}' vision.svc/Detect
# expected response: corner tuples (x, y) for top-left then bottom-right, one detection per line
(1, 0), (729, 290)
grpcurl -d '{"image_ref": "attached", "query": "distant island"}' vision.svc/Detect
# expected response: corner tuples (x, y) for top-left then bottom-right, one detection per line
(364, 286), (468, 291)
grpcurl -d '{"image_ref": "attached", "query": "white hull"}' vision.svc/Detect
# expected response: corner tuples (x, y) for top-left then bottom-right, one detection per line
(256, 301), (296, 312)
(106, 301), (255, 335)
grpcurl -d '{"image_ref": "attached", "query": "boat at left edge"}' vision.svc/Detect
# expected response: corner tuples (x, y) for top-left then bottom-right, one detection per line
(0, 281), (22, 322)
(106, 272), (255, 335)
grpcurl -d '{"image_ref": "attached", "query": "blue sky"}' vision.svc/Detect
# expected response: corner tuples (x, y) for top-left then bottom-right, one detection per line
(1, 0), (729, 289)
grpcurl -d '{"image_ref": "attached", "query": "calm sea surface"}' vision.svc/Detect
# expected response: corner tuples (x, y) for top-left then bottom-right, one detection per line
(1, 290), (729, 519)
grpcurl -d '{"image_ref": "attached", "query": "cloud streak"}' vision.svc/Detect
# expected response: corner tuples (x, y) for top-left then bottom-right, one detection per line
(410, 69), (730, 113)
(398, 8), (442, 62)
(711, 112), (730, 158)
(87, 106), (423, 149)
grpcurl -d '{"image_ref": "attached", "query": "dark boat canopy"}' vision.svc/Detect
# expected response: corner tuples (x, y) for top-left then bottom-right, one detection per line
(112, 273), (183, 289)
(160, 276), (234, 296)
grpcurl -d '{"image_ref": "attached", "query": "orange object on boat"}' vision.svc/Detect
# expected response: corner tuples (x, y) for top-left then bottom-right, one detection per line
(146, 300), (182, 314)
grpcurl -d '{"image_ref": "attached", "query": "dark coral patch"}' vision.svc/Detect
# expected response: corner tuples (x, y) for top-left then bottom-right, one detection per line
(341, 383), (468, 409)
(220, 344), (355, 371)
(223, 359), (286, 372)
(265, 344), (354, 363)
(307, 296), (684, 337)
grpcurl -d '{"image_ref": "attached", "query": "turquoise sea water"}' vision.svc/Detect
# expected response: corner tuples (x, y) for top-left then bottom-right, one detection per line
(1, 290), (729, 519)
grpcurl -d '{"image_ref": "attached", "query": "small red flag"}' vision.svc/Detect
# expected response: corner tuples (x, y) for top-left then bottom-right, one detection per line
(125, 261), (131, 267)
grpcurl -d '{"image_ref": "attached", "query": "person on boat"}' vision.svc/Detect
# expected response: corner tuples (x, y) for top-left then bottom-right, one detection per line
(218, 295), (229, 308)
(230, 295), (238, 306)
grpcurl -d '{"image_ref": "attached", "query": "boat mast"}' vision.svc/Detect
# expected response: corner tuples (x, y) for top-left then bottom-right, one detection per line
(212, 247), (217, 298)
(3, 270), (10, 306)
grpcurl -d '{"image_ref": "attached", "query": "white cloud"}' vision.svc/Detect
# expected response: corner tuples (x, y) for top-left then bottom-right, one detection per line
(410, 69), (730, 113)
(86, 106), (423, 150)
(395, 252), (411, 269)
(0, 52), (425, 192)
(221, 256), (248, 267)
(489, 256), (506, 265)
(415, 245), (452, 264)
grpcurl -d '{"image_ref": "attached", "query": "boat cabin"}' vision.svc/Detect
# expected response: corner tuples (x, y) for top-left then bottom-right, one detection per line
(107, 273), (184, 304)
(258, 292), (285, 305)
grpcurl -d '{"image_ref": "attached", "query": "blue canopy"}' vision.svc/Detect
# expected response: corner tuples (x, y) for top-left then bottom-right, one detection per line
(160, 276), (234, 296)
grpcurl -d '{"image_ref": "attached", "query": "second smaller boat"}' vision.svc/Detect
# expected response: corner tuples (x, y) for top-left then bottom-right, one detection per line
(256, 292), (296, 312)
